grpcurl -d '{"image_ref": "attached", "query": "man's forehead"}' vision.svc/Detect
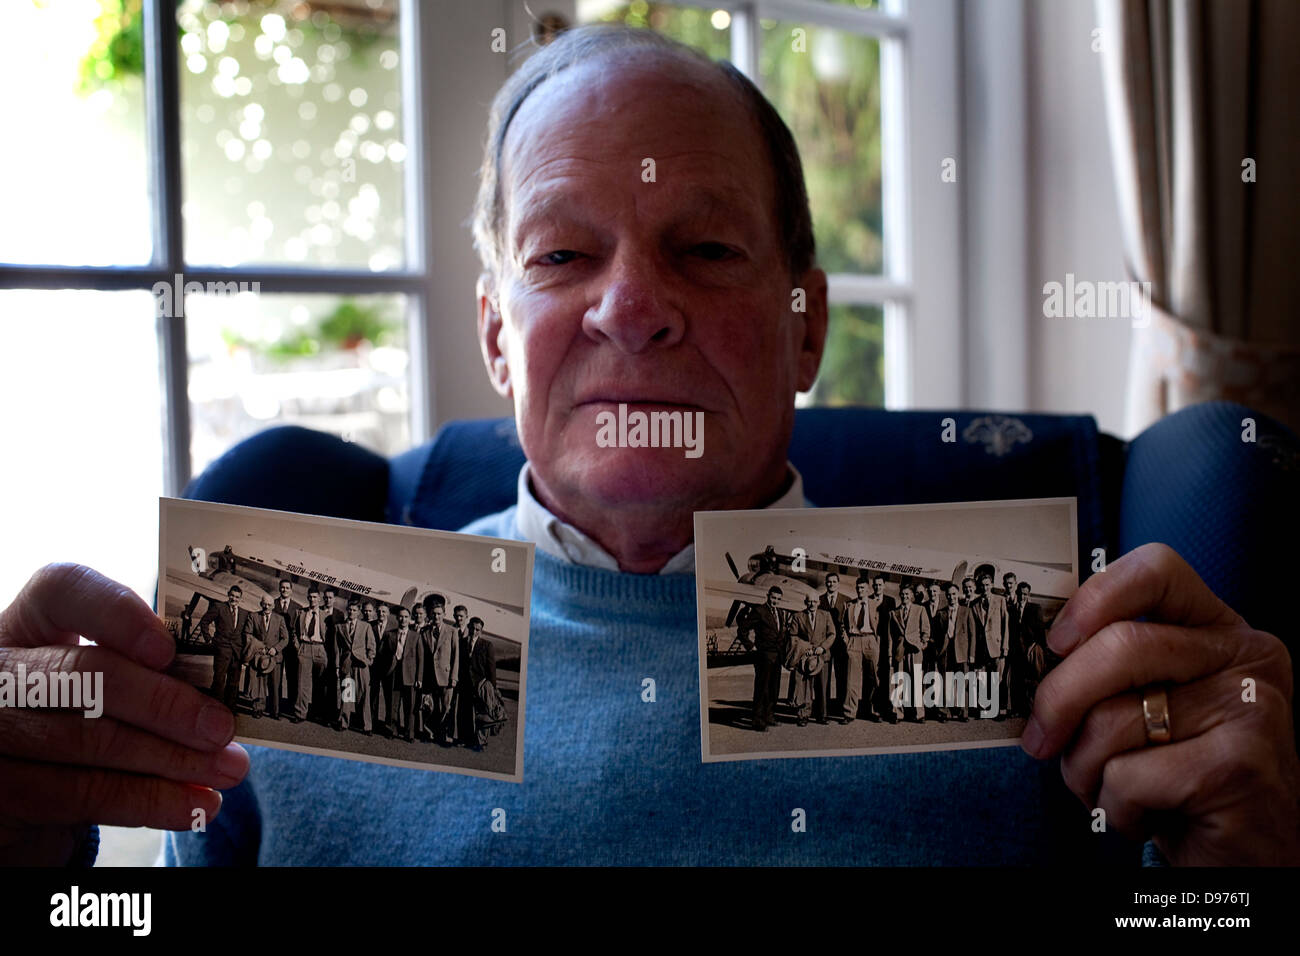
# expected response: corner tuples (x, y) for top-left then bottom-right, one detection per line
(501, 58), (771, 222)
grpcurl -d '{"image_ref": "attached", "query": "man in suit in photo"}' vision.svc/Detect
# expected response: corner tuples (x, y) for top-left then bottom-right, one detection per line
(319, 587), (346, 724)
(866, 576), (896, 720)
(945, 583), (976, 720)
(737, 586), (786, 732)
(336, 598), (377, 733)
(420, 594), (460, 744)
(818, 573), (851, 716)
(1013, 581), (1047, 717)
(453, 605), (469, 639)
(888, 586), (930, 722)
(927, 583), (944, 622)
(796, 592), (836, 725)
(371, 603), (392, 729)
(970, 571), (1010, 719)
(199, 585), (247, 710)
(273, 579), (301, 717)
(379, 606), (422, 741)
(457, 617), (498, 750)
(841, 576), (882, 723)
(292, 589), (329, 724)
(243, 595), (288, 719)
(927, 586), (953, 721)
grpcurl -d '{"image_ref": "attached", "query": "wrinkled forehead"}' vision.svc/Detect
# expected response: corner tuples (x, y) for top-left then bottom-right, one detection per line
(500, 52), (774, 237)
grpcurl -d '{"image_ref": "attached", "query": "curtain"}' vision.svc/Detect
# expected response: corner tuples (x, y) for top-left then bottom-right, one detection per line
(1096, 0), (1300, 435)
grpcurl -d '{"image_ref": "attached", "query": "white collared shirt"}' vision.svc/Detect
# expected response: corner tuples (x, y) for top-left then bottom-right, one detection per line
(513, 461), (808, 575)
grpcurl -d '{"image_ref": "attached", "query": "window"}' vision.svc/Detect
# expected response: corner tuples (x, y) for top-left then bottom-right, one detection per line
(577, 0), (963, 409)
(0, 0), (425, 508)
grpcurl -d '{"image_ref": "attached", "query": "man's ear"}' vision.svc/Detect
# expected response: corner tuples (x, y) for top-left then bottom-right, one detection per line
(792, 266), (829, 393)
(476, 271), (512, 399)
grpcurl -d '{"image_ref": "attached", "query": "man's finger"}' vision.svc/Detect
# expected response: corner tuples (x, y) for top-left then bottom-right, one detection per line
(1048, 543), (1241, 656)
(1024, 620), (1244, 759)
(0, 756), (223, 830)
(0, 645), (236, 752)
(0, 564), (173, 670)
(1057, 672), (1243, 807)
(0, 707), (249, 790)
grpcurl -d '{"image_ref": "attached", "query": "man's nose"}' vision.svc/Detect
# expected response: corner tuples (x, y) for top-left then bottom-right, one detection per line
(583, 250), (685, 352)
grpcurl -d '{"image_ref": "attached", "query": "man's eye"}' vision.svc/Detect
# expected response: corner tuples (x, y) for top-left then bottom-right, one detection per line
(689, 242), (737, 261)
(538, 249), (581, 266)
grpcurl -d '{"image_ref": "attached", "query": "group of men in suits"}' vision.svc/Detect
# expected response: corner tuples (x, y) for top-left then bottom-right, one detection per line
(189, 579), (500, 750)
(736, 568), (1048, 731)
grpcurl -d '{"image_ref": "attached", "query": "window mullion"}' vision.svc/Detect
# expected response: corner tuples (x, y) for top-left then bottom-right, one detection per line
(143, 0), (190, 495)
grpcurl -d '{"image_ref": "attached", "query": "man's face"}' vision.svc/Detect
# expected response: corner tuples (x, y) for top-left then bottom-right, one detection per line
(871, 579), (883, 597)
(397, 609), (411, 629)
(1003, 575), (1016, 594)
(429, 604), (444, 626)
(455, 609), (467, 628)
(259, 598), (271, 614)
(963, 581), (976, 600)
(856, 583), (868, 601)
(480, 53), (828, 514)
(308, 593), (321, 609)
(377, 606), (389, 625)
(824, 576), (838, 595)
(946, 586), (959, 608)
(766, 590), (780, 607)
(979, 576), (993, 596)
(901, 589), (913, 607)
(470, 622), (483, 639)
(323, 591), (335, 611)
(347, 605), (360, 622)
(804, 595), (817, 613)
(1018, 585), (1031, 604)
(364, 604), (377, 621)
(227, 589), (239, 605)
(279, 582), (291, 600)
(414, 606), (427, 627)
(928, 585), (941, 606)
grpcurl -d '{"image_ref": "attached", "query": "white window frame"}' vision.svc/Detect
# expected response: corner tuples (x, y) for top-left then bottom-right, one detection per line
(0, 0), (437, 498)
(691, 0), (964, 408)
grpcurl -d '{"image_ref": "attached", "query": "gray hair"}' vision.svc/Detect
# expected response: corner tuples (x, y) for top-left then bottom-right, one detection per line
(469, 23), (815, 284)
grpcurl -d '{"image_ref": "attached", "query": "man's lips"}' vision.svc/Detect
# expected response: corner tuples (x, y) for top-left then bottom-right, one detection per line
(574, 398), (704, 410)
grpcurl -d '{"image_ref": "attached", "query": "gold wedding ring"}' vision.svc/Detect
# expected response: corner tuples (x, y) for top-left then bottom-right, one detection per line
(1141, 686), (1172, 745)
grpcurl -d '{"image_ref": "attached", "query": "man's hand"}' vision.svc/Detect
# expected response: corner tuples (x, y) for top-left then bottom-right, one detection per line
(1022, 543), (1300, 865)
(0, 564), (249, 866)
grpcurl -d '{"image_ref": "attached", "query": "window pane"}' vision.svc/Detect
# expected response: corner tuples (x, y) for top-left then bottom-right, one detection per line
(178, 0), (406, 270)
(186, 292), (411, 477)
(806, 303), (884, 406)
(0, 2), (150, 265)
(576, 1), (731, 59)
(0, 293), (163, 608)
(760, 23), (883, 274)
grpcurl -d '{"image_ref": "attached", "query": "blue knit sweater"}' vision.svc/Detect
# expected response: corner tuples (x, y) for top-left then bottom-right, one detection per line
(163, 506), (1111, 865)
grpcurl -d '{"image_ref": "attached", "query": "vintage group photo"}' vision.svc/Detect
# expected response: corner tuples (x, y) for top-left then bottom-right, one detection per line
(158, 499), (533, 781)
(695, 498), (1079, 762)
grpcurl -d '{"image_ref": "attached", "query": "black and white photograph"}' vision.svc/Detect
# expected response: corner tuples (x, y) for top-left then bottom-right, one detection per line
(696, 498), (1078, 762)
(158, 498), (532, 781)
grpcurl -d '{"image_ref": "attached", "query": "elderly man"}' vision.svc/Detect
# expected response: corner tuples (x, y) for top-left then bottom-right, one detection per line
(0, 24), (1296, 868)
